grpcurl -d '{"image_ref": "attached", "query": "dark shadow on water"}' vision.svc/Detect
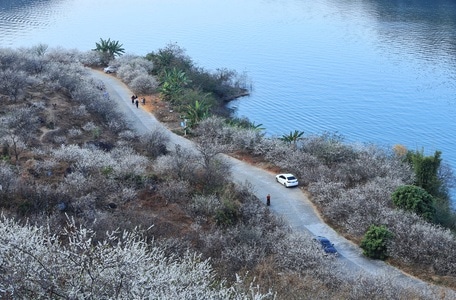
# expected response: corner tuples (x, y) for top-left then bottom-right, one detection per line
(0, 0), (53, 12)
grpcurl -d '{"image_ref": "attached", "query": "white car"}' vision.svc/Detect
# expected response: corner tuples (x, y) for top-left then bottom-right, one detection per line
(275, 173), (298, 187)
(103, 66), (117, 73)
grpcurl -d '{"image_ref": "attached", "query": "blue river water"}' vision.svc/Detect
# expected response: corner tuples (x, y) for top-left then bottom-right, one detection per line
(1, 0), (456, 203)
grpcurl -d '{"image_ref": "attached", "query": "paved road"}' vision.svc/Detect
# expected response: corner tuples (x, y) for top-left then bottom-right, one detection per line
(90, 69), (434, 290)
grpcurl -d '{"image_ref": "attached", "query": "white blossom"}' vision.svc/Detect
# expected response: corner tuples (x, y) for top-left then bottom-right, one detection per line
(0, 215), (271, 299)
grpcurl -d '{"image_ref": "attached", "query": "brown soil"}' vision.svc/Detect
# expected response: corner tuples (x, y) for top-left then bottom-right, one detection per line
(140, 94), (183, 133)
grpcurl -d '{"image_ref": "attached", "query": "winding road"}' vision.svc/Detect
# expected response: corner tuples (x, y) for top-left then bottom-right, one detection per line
(90, 69), (440, 291)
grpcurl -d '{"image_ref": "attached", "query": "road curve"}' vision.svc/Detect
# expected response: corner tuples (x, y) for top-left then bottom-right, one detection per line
(89, 69), (434, 290)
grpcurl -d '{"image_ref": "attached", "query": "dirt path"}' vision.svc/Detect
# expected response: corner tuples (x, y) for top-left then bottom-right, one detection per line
(89, 69), (438, 291)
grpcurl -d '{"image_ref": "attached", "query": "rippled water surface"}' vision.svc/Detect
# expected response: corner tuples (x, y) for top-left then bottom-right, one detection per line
(1, 0), (456, 199)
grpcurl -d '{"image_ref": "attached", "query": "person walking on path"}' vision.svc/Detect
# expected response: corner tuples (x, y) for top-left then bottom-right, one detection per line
(135, 99), (139, 108)
(131, 95), (135, 104)
(266, 194), (271, 206)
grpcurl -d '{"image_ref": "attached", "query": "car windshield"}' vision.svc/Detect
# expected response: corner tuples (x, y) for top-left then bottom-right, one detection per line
(287, 176), (296, 181)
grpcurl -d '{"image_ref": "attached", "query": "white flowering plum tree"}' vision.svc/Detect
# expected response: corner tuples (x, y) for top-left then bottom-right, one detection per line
(0, 69), (29, 101)
(115, 55), (156, 94)
(0, 162), (18, 203)
(0, 106), (40, 163)
(0, 215), (271, 299)
(130, 74), (159, 95)
(139, 127), (170, 158)
(153, 144), (200, 183)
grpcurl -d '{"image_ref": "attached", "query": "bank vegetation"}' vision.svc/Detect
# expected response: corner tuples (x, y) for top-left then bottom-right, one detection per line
(0, 44), (455, 299)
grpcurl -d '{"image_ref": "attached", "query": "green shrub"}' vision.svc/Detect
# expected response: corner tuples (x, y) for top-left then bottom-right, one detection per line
(391, 185), (435, 221)
(360, 225), (393, 260)
(92, 127), (101, 139)
(215, 200), (239, 227)
(405, 150), (442, 197)
(101, 166), (114, 177)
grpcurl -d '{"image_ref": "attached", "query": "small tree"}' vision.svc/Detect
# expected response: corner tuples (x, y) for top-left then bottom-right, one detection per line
(0, 107), (39, 164)
(391, 185), (436, 221)
(186, 100), (211, 128)
(406, 149), (442, 197)
(0, 162), (17, 203)
(360, 225), (393, 260)
(145, 43), (193, 77)
(159, 68), (191, 103)
(215, 199), (240, 227)
(0, 69), (28, 100)
(93, 38), (125, 65)
(139, 128), (169, 159)
(280, 130), (304, 149)
(130, 74), (158, 95)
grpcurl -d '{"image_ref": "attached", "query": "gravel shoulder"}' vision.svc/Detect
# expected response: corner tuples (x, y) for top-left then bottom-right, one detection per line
(90, 69), (434, 290)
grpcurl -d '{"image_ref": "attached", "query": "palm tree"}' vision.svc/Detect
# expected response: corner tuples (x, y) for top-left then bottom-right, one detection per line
(249, 121), (265, 131)
(280, 130), (304, 149)
(93, 38), (125, 64)
(225, 118), (264, 131)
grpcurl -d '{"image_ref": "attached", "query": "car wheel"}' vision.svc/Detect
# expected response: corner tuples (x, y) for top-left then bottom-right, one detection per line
(283, 182), (287, 187)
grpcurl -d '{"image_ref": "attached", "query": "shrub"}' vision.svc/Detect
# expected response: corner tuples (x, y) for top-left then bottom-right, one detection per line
(190, 194), (223, 216)
(139, 128), (169, 159)
(146, 43), (193, 77)
(301, 132), (358, 166)
(0, 161), (18, 203)
(406, 150), (442, 197)
(78, 49), (104, 67)
(391, 185), (436, 221)
(157, 179), (191, 205)
(153, 145), (200, 183)
(115, 54), (154, 73)
(360, 225), (393, 260)
(189, 67), (248, 100)
(0, 69), (29, 100)
(215, 200), (240, 227)
(117, 64), (146, 85)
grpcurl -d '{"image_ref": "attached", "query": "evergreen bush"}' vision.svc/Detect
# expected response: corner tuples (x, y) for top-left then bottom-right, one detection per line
(360, 225), (393, 260)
